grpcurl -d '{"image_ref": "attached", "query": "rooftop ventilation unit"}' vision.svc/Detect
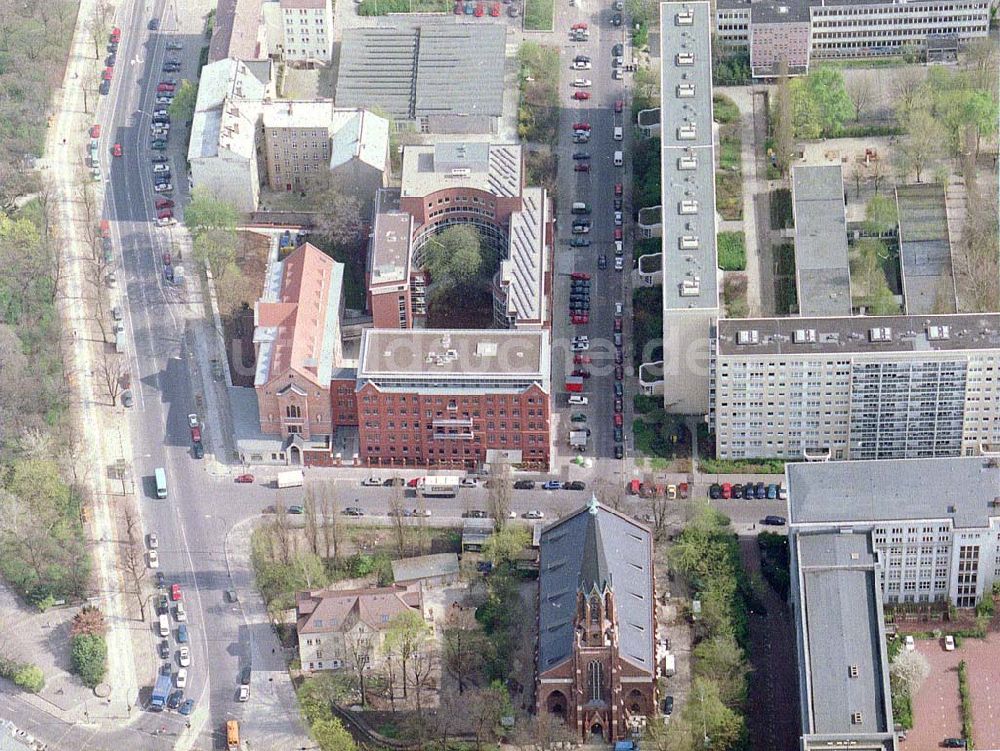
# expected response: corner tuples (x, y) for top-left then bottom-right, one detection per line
(851, 712), (863, 725)
(676, 84), (695, 98)
(927, 325), (951, 340)
(449, 168), (471, 177)
(678, 200), (699, 215)
(677, 124), (697, 140)
(793, 329), (817, 343)
(736, 330), (760, 345)
(675, 9), (694, 24)
(679, 235), (699, 250)
(848, 665), (859, 678)
(868, 327), (893, 342)
(680, 279), (700, 297)
(678, 155), (698, 170)
(675, 52), (694, 66)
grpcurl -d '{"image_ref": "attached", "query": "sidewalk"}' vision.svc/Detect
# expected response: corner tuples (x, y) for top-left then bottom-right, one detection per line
(45, 0), (144, 729)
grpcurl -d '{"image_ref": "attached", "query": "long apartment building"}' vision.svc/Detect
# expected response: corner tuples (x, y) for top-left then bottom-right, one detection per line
(716, 0), (990, 76)
(651, 1), (719, 415)
(788, 457), (1000, 608)
(712, 314), (1000, 461)
(356, 329), (552, 469)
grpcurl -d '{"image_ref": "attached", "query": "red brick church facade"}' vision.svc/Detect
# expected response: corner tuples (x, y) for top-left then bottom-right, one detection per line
(535, 499), (658, 742)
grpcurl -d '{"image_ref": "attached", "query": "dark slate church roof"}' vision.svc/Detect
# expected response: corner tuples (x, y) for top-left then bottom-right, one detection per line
(538, 498), (654, 674)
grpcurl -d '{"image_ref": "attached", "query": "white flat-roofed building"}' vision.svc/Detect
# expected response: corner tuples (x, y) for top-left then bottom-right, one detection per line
(649, 1), (719, 416)
(280, 0), (333, 66)
(713, 313), (1000, 461)
(788, 457), (1000, 609)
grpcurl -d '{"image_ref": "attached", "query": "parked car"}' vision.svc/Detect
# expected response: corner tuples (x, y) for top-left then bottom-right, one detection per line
(574, 163), (590, 172)
(572, 91), (591, 101)
(762, 515), (787, 526)
(615, 445), (623, 459)
(170, 583), (182, 601)
(177, 625), (189, 643)
(288, 505), (305, 514)
(167, 690), (182, 710)
(598, 255), (608, 270)
(942, 739), (967, 748)
(235, 474), (254, 483)
(514, 480), (535, 490)
(148, 550), (159, 568)
(238, 685), (250, 702)
(383, 477), (405, 486)
(524, 510), (545, 519)
(362, 477), (381, 486)
(342, 507), (365, 516)
(944, 635), (955, 651)
(179, 699), (195, 715)
(159, 640), (170, 659)
(709, 483), (722, 499)
(663, 696), (674, 716)
(463, 510), (489, 518)
(565, 481), (586, 491)
(542, 480), (562, 490)
(178, 646), (190, 667)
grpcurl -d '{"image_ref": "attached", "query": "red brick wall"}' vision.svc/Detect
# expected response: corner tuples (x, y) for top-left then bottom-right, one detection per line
(355, 382), (549, 468)
(400, 188), (522, 228)
(330, 378), (358, 427)
(370, 287), (411, 329)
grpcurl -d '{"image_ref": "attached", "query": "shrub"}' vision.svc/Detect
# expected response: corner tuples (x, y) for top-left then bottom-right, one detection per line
(718, 232), (746, 271)
(13, 664), (45, 693)
(71, 633), (107, 688)
(713, 94), (740, 125)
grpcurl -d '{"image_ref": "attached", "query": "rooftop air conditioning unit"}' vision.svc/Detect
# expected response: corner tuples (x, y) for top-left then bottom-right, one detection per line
(679, 235), (699, 250)
(677, 124), (697, 140)
(736, 330), (760, 345)
(676, 84), (696, 98)
(679, 200), (699, 215)
(675, 9), (694, 24)
(678, 155), (698, 170)
(675, 52), (694, 65)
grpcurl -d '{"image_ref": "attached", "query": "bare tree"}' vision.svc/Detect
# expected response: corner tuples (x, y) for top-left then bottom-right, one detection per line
(871, 154), (886, 195)
(442, 604), (486, 694)
(644, 493), (670, 541)
(87, 0), (112, 58)
(99, 348), (127, 406)
(486, 460), (512, 529)
(405, 647), (438, 717)
(593, 478), (625, 511)
(345, 630), (374, 706)
(851, 162), (865, 198)
(467, 685), (504, 751)
(303, 486), (320, 555)
(120, 504), (149, 621)
(388, 481), (407, 556)
(846, 75), (873, 121)
(319, 482), (341, 563)
(273, 502), (292, 564)
(891, 67), (924, 117)
(896, 106), (944, 183)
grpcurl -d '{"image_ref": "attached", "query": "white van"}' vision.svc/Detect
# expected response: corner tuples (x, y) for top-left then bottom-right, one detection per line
(568, 395), (589, 405)
(614, 150), (623, 166)
(158, 614), (169, 637)
(571, 202), (591, 214)
(614, 126), (623, 141)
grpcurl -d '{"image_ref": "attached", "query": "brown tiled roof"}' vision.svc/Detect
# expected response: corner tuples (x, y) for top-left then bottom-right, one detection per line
(208, 0), (264, 63)
(295, 585), (422, 635)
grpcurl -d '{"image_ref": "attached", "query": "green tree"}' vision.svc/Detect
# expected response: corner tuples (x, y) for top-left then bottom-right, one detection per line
(184, 188), (240, 271)
(70, 634), (107, 688)
(789, 79), (822, 140)
(853, 238), (899, 315)
(424, 225), (485, 286)
(863, 195), (898, 235)
(384, 610), (432, 698)
(692, 634), (748, 706)
(897, 106), (944, 183)
(806, 67), (854, 134)
(168, 80), (198, 124)
(678, 678), (745, 750)
(312, 717), (356, 751)
(480, 525), (531, 566)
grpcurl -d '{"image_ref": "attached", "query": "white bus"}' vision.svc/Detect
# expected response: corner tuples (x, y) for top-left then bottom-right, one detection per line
(416, 475), (461, 498)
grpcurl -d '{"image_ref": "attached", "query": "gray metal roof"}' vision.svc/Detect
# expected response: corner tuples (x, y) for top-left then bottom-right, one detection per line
(335, 22), (505, 120)
(391, 553), (459, 582)
(896, 183), (955, 315)
(795, 532), (893, 739)
(792, 165), (851, 317)
(538, 499), (654, 674)
(716, 312), (1000, 356)
(787, 457), (1000, 529)
(659, 0), (718, 312)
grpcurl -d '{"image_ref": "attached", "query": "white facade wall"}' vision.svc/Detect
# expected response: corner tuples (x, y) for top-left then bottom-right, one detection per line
(282, 1), (333, 64)
(190, 149), (260, 213)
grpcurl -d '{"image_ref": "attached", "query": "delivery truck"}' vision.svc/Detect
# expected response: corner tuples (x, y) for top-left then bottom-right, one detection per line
(150, 673), (172, 711)
(275, 469), (304, 489)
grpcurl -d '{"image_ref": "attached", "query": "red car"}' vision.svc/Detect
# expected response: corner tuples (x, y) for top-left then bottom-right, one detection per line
(162, 251), (171, 265)
(112, 143), (122, 157)
(574, 163), (590, 172)
(615, 365), (624, 381)
(102, 67), (113, 81)
(615, 182), (623, 196)
(614, 99), (624, 113)
(571, 315), (589, 324)
(490, 2), (500, 15)
(170, 583), (182, 601)
(572, 122), (591, 131)
(90, 124), (101, 138)
(614, 318), (622, 332)
(155, 198), (174, 209)
(572, 369), (591, 379)
(110, 26), (121, 43)
(574, 354), (592, 365)
(157, 83), (175, 92)
(408, 477), (421, 487)
(235, 474), (255, 483)
(571, 272), (591, 280)
(191, 425), (201, 442)
(614, 413), (623, 427)
(721, 482), (732, 499)
(474, 2), (484, 15)
(571, 22), (588, 29)
(100, 219), (111, 238)
(572, 91), (591, 101)
(158, 210), (173, 220)
(614, 227), (623, 241)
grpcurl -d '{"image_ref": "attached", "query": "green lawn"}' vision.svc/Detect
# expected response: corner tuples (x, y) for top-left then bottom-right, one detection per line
(524, 0), (554, 30)
(717, 231), (746, 271)
(713, 94), (740, 125)
(518, 43), (559, 144)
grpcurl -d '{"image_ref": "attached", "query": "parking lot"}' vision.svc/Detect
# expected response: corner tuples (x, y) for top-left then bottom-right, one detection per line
(909, 632), (1000, 749)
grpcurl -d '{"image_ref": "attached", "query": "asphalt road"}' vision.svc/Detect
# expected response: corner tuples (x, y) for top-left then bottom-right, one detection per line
(550, 0), (630, 472)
